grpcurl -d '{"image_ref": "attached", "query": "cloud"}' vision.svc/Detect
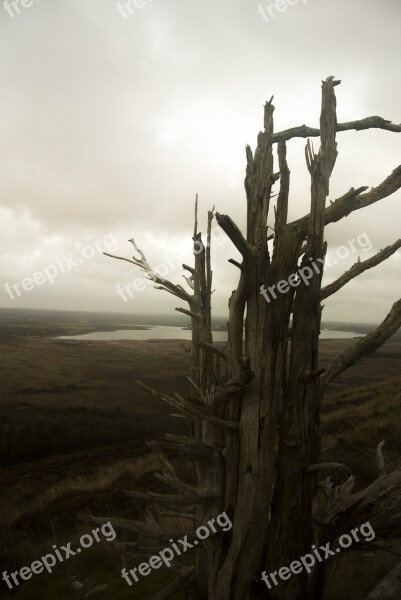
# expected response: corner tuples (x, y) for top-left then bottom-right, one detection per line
(0, 0), (400, 322)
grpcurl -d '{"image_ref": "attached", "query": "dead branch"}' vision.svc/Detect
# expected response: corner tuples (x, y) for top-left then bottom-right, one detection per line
(275, 141), (290, 231)
(104, 238), (193, 303)
(314, 466), (401, 541)
(152, 434), (222, 463)
(321, 298), (401, 387)
(136, 380), (239, 429)
(228, 258), (242, 269)
(321, 240), (401, 300)
(159, 508), (194, 520)
(306, 463), (350, 474)
(124, 489), (216, 505)
(215, 212), (253, 258)
(272, 115), (401, 144)
(165, 433), (221, 453)
(377, 440), (386, 477)
(152, 472), (203, 495)
(194, 193), (198, 237)
(192, 340), (227, 359)
(175, 307), (200, 319)
(293, 165), (401, 235)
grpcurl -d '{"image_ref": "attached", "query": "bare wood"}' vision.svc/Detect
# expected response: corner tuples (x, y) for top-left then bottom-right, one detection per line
(377, 440), (386, 477)
(314, 466), (401, 542)
(321, 298), (401, 387)
(159, 508), (194, 520)
(228, 258), (242, 269)
(103, 252), (139, 266)
(165, 433), (221, 453)
(183, 264), (196, 277)
(275, 141), (290, 230)
(194, 193), (198, 237)
(136, 380), (239, 429)
(265, 78), (339, 599)
(156, 281), (192, 302)
(272, 115), (401, 144)
(306, 463), (349, 474)
(321, 240), (401, 300)
(186, 376), (203, 396)
(293, 165), (401, 235)
(214, 96), (278, 600)
(109, 237), (194, 303)
(182, 273), (195, 290)
(99, 77), (401, 600)
(154, 435), (222, 462)
(206, 207), (214, 295)
(153, 473), (202, 494)
(124, 490), (216, 505)
(215, 212), (252, 258)
(192, 340), (227, 359)
(175, 307), (200, 319)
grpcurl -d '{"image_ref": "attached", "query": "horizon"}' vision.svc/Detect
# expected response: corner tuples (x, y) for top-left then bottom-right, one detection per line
(0, 305), (381, 329)
(1, 0), (400, 323)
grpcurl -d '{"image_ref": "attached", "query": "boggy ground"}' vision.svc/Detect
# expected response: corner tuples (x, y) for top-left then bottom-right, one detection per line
(0, 322), (400, 599)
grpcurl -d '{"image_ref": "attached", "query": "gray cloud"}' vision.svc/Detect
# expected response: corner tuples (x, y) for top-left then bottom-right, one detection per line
(0, 0), (400, 322)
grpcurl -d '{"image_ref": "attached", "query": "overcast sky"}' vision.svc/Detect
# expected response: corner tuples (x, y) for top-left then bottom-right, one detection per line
(0, 0), (400, 324)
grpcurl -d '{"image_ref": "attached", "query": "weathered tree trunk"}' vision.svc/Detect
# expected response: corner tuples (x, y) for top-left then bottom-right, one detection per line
(265, 77), (339, 600)
(93, 76), (401, 600)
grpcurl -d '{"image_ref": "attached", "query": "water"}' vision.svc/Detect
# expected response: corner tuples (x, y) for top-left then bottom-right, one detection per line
(59, 325), (362, 341)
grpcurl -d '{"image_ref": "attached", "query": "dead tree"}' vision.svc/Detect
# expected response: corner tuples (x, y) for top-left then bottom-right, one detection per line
(90, 77), (401, 600)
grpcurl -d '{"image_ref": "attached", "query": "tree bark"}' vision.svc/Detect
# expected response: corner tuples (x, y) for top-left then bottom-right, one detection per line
(100, 76), (401, 600)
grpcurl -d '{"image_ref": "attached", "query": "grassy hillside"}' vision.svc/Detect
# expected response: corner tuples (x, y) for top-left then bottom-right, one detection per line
(0, 320), (400, 599)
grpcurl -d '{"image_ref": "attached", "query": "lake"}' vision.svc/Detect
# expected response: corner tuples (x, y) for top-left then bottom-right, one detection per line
(59, 325), (363, 341)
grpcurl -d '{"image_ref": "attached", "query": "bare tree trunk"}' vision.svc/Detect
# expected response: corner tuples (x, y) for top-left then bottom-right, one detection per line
(265, 77), (339, 600)
(95, 76), (401, 600)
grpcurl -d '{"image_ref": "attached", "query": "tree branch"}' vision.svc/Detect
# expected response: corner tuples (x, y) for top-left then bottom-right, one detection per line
(228, 258), (242, 269)
(275, 141), (290, 231)
(136, 380), (239, 429)
(215, 212), (252, 258)
(152, 434), (222, 463)
(321, 298), (401, 387)
(192, 340), (227, 359)
(175, 307), (200, 320)
(321, 239), (401, 300)
(306, 463), (350, 474)
(377, 440), (386, 477)
(150, 472), (217, 504)
(124, 489), (216, 505)
(314, 466), (401, 542)
(272, 116), (401, 144)
(292, 165), (401, 235)
(104, 238), (193, 303)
